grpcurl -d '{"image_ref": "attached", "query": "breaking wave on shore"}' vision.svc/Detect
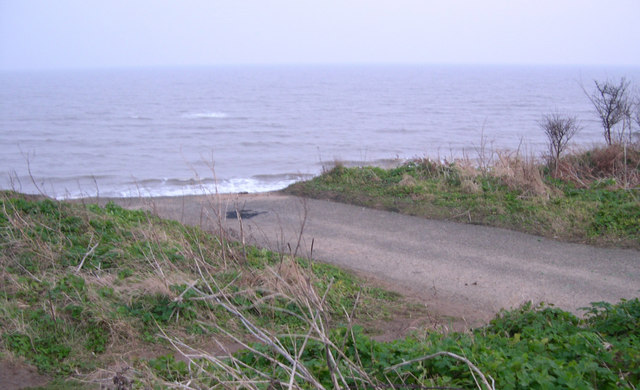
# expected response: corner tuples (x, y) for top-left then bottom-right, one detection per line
(5, 174), (313, 200)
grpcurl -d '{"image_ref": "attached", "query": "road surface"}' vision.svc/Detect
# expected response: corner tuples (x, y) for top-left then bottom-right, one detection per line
(109, 192), (640, 325)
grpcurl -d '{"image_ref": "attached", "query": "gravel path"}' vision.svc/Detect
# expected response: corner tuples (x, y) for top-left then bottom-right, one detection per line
(111, 192), (640, 325)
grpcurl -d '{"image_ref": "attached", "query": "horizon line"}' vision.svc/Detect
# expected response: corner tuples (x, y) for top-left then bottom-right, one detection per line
(2, 61), (640, 72)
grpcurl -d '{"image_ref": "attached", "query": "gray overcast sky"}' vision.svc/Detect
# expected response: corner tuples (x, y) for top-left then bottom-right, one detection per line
(1, 0), (639, 70)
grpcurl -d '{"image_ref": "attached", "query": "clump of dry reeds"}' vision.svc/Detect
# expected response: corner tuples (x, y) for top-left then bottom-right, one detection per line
(413, 145), (549, 198)
(492, 150), (548, 197)
(414, 139), (640, 196)
(556, 144), (640, 189)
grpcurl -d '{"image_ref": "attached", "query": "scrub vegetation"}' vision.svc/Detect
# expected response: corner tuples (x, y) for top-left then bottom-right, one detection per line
(1, 191), (639, 389)
(0, 192), (401, 387)
(285, 144), (640, 249)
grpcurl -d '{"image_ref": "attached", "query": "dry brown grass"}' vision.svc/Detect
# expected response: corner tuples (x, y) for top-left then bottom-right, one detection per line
(398, 173), (417, 187)
(158, 255), (495, 390)
(419, 143), (639, 194)
(460, 179), (481, 194)
(492, 151), (549, 197)
(557, 144), (640, 188)
(418, 148), (549, 197)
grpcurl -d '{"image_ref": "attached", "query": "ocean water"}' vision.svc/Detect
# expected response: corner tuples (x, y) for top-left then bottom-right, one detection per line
(1, 65), (638, 199)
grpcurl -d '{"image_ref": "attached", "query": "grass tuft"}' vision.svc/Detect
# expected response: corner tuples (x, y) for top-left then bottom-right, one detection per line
(285, 145), (640, 248)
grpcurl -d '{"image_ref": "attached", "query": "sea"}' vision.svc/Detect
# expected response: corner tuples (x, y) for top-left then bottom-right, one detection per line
(1, 65), (638, 199)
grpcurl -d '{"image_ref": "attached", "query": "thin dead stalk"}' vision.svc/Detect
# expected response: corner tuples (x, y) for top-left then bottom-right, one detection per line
(235, 203), (248, 264)
(75, 235), (99, 273)
(293, 197), (309, 259)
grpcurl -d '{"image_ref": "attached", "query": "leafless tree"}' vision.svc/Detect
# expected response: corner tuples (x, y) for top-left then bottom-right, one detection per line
(584, 78), (632, 145)
(540, 113), (580, 175)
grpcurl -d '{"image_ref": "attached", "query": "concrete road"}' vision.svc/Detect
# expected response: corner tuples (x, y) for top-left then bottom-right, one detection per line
(110, 192), (640, 325)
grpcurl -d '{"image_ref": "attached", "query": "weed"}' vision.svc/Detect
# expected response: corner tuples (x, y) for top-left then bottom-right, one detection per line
(206, 299), (640, 389)
(0, 192), (403, 383)
(147, 354), (190, 382)
(285, 145), (640, 248)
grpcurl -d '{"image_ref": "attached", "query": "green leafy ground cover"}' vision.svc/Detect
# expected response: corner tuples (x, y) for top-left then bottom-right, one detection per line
(233, 301), (640, 389)
(102, 300), (640, 389)
(1, 192), (638, 388)
(285, 149), (640, 248)
(0, 192), (399, 386)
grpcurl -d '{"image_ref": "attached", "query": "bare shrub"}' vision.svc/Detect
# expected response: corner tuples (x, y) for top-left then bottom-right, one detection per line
(585, 78), (633, 145)
(539, 113), (581, 176)
(473, 127), (496, 174)
(557, 144), (640, 188)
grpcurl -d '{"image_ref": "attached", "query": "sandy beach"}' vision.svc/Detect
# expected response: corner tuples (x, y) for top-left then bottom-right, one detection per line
(92, 192), (640, 327)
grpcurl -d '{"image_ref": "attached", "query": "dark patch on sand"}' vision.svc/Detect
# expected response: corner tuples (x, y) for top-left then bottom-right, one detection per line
(225, 209), (266, 220)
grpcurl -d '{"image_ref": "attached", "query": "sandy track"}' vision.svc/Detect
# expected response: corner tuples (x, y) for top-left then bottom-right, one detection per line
(108, 192), (640, 326)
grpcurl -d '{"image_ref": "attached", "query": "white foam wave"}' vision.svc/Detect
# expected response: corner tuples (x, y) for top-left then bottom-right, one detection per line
(52, 177), (302, 200)
(182, 112), (228, 119)
(128, 115), (152, 120)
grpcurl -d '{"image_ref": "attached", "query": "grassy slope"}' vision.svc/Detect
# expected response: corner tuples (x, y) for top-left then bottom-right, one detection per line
(0, 192), (399, 386)
(284, 158), (640, 249)
(1, 192), (639, 388)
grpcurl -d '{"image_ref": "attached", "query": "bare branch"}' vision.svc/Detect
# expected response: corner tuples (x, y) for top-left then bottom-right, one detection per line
(75, 235), (99, 273)
(539, 113), (581, 176)
(585, 78), (632, 145)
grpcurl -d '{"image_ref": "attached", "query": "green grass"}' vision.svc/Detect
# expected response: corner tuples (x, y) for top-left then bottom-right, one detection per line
(142, 300), (640, 389)
(0, 191), (398, 383)
(1, 191), (638, 388)
(284, 160), (640, 248)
